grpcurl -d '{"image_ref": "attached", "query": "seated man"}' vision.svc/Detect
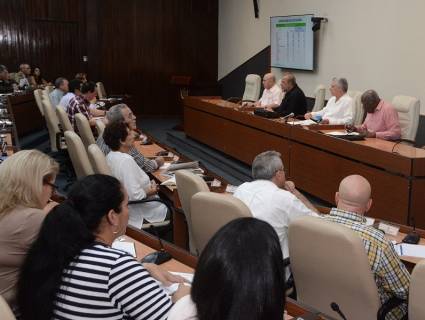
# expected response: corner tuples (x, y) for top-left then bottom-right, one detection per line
(354, 90), (401, 140)
(0, 65), (17, 93)
(97, 104), (163, 173)
(59, 79), (82, 112)
(323, 175), (409, 319)
(49, 77), (68, 108)
(271, 72), (307, 117)
(234, 150), (318, 262)
(305, 77), (353, 124)
(244, 73), (283, 109)
(14, 63), (36, 89)
(103, 121), (168, 229)
(67, 81), (105, 132)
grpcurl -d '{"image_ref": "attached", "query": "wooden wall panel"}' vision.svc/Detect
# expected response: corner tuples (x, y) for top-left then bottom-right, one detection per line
(0, 0), (218, 116)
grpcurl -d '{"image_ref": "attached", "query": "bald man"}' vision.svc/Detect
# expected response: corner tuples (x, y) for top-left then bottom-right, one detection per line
(323, 175), (409, 320)
(246, 73), (283, 109)
(271, 72), (307, 117)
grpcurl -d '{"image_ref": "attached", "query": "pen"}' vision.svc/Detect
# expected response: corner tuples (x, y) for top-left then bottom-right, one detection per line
(400, 245), (403, 256)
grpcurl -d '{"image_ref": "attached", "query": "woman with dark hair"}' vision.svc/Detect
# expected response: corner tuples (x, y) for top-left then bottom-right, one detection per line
(32, 67), (49, 87)
(104, 122), (168, 229)
(168, 217), (286, 320)
(17, 174), (188, 320)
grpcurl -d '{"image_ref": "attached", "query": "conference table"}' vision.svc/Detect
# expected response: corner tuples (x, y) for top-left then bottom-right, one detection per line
(183, 97), (425, 229)
(135, 135), (425, 271)
(125, 226), (325, 319)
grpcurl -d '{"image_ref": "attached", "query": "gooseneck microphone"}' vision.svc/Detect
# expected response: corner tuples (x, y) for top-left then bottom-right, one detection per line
(281, 112), (295, 122)
(330, 302), (347, 320)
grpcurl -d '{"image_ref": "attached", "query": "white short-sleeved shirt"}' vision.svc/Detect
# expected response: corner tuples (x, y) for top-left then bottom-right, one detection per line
(59, 92), (75, 112)
(234, 180), (316, 259)
(258, 84), (284, 107)
(312, 93), (353, 124)
(106, 151), (167, 228)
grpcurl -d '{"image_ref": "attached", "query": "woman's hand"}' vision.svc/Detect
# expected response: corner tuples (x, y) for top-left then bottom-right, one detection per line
(143, 263), (186, 286)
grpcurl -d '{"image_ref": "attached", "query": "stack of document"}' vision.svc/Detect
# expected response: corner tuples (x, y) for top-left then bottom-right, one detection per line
(288, 119), (316, 126)
(394, 243), (425, 258)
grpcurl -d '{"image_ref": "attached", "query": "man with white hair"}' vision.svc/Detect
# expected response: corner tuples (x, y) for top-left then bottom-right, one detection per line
(234, 150), (318, 261)
(323, 175), (409, 320)
(96, 103), (163, 173)
(248, 73), (283, 109)
(305, 77), (353, 124)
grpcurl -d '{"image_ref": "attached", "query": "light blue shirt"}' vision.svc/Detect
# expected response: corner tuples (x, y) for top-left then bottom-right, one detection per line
(49, 88), (65, 108)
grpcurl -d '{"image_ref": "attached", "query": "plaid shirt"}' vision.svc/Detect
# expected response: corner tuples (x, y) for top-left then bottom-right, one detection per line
(67, 95), (92, 132)
(96, 135), (158, 173)
(323, 208), (410, 320)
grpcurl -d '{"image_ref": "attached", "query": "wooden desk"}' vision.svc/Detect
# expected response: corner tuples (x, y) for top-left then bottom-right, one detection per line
(6, 92), (44, 147)
(135, 139), (229, 249)
(125, 227), (322, 320)
(183, 97), (425, 228)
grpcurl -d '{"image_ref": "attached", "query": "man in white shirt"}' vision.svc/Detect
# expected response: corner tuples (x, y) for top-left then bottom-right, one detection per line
(49, 77), (69, 108)
(59, 79), (82, 111)
(243, 73), (283, 109)
(234, 150), (318, 260)
(305, 77), (353, 125)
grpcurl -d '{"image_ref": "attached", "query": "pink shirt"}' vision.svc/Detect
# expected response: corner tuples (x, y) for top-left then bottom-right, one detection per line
(361, 100), (401, 140)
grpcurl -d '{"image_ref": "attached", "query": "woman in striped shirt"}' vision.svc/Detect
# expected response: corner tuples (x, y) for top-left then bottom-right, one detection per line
(17, 174), (189, 320)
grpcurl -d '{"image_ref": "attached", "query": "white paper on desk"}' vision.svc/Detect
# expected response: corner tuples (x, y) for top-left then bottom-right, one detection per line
(394, 244), (425, 258)
(288, 119), (316, 126)
(112, 241), (136, 257)
(326, 131), (360, 136)
(160, 162), (171, 170)
(225, 185), (238, 193)
(157, 272), (193, 295)
(166, 161), (199, 172)
(161, 176), (176, 186)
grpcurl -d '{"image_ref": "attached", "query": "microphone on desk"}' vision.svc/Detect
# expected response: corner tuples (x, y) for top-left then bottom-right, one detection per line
(402, 217), (420, 244)
(330, 302), (347, 320)
(140, 225), (172, 265)
(281, 112), (295, 122)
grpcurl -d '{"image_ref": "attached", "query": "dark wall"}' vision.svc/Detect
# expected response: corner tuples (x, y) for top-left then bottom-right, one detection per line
(0, 0), (218, 115)
(218, 46), (270, 100)
(0, 0), (86, 81)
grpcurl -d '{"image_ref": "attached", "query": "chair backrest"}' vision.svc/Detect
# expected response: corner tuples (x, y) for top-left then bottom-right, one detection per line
(242, 74), (261, 102)
(95, 119), (106, 136)
(347, 90), (364, 125)
(175, 170), (210, 255)
(33, 88), (45, 116)
(311, 84), (326, 112)
(288, 216), (380, 320)
(191, 192), (251, 253)
(75, 113), (95, 149)
(392, 95), (420, 141)
(41, 97), (61, 152)
(88, 144), (112, 175)
(56, 105), (74, 132)
(96, 82), (107, 99)
(45, 85), (54, 93)
(409, 260), (425, 320)
(0, 296), (16, 320)
(64, 131), (94, 178)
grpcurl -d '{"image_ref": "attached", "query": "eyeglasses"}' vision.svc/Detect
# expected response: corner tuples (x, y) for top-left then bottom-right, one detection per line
(44, 181), (59, 191)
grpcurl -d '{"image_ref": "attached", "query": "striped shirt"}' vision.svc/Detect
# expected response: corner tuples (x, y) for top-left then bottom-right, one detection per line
(96, 135), (158, 173)
(323, 208), (410, 320)
(53, 242), (172, 320)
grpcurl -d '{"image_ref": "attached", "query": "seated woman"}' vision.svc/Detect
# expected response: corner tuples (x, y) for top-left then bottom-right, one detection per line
(0, 150), (59, 311)
(32, 67), (49, 88)
(168, 217), (286, 320)
(18, 174), (188, 320)
(103, 121), (168, 229)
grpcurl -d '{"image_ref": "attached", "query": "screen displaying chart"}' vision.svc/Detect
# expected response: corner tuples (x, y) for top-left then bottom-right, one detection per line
(270, 15), (314, 71)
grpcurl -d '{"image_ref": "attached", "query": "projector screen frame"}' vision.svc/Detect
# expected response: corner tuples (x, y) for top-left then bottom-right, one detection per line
(270, 14), (316, 72)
